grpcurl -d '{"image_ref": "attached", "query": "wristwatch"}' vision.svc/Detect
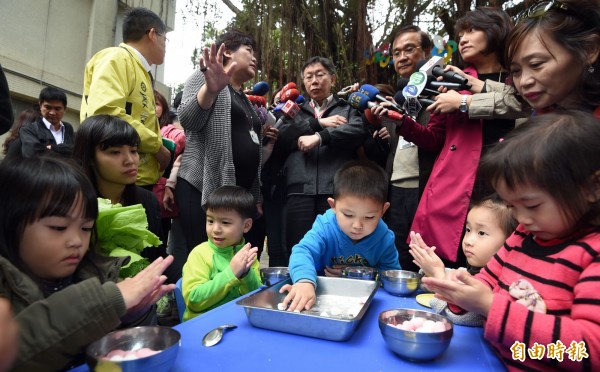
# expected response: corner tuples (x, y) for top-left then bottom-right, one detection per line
(459, 95), (468, 113)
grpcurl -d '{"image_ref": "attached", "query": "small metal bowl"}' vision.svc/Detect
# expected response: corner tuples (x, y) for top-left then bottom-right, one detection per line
(341, 266), (378, 281)
(378, 308), (453, 361)
(380, 270), (421, 296)
(86, 326), (180, 371)
(260, 267), (290, 286)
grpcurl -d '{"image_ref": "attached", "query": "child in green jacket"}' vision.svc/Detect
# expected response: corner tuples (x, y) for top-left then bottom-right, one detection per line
(182, 186), (262, 321)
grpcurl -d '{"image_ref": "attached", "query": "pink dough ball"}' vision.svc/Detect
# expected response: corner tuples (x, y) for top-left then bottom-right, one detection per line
(411, 317), (425, 328)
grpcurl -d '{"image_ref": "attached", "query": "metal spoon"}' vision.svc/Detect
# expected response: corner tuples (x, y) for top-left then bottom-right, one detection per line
(202, 324), (237, 347)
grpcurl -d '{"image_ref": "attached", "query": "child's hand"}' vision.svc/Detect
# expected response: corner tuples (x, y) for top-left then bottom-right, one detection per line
(278, 282), (316, 312)
(408, 231), (445, 279)
(324, 265), (346, 277)
(230, 243), (258, 278)
(421, 270), (493, 317)
(117, 255), (176, 323)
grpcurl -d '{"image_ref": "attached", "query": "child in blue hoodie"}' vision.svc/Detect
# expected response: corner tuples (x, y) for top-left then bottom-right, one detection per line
(281, 161), (400, 311)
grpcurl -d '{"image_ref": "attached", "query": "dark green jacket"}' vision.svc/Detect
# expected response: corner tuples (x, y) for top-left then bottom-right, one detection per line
(0, 253), (152, 371)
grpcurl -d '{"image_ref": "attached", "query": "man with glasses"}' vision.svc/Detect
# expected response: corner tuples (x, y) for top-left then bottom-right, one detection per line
(384, 25), (436, 272)
(275, 56), (369, 260)
(81, 7), (170, 188)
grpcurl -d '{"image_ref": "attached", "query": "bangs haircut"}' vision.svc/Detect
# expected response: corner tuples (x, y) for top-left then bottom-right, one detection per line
(478, 110), (600, 228)
(205, 185), (257, 220)
(456, 7), (513, 67)
(72, 115), (140, 203)
(215, 29), (256, 66)
(505, 0), (600, 107)
(301, 56), (336, 77)
(74, 115), (140, 154)
(472, 194), (517, 238)
(39, 86), (67, 107)
(333, 161), (388, 204)
(0, 156), (98, 271)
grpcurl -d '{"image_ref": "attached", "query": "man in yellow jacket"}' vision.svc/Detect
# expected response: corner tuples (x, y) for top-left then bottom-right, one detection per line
(81, 7), (170, 187)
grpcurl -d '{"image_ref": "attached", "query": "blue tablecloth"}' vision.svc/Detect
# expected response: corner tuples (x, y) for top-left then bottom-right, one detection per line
(169, 287), (505, 371)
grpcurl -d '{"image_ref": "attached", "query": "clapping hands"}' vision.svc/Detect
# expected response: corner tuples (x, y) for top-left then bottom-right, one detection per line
(422, 270), (494, 317)
(408, 231), (446, 280)
(229, 243), (258, 278)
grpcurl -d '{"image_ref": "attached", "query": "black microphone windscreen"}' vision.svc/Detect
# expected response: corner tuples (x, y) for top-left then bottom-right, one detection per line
(252, 81), (270, 96)
(396, 77), (410, 91)
(393, 91), (405, 105)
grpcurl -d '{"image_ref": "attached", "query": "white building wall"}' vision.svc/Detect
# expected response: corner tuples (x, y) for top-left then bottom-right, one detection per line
(0, 0), (175, 138)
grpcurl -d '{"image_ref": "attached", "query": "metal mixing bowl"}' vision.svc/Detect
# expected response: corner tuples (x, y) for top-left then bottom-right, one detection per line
(341, 266), (378, 281)
(260, 267), (290, 286)
(380, 270), (421, 296)
(86, 326), (180, 371)
(378, 308), (453, 361)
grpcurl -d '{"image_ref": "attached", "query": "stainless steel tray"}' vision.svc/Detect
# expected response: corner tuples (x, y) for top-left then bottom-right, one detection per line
(236, 276), (378, 341)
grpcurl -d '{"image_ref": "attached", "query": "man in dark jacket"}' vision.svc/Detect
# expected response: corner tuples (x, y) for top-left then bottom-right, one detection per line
(276, 56), (369, 255)
(19, 86), (74, 158)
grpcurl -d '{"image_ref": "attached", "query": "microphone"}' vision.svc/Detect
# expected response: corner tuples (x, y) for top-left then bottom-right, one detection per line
(337, 84), (356, 97)
(281, 100), (300, 118)
(274, 82), (299, 111)
(364, 108), (382, 128)
(359, 84), (403, 112)
(280, 88), (300, 103)
(426, 75), (469, 90)
(265, 111), (276, 127)
(280, 82), (297, 92)
(393, 90), (435, 108)
(250, 81), (270, 96)
(295, 95), (305, 104)
(395, 78), (434, 117)
(418, 56), (469, 86)
(398, 75), (439, 97)
(273, 100), (300, 129)
(348, 92), (404, 122)
(247, 95), (267, 107)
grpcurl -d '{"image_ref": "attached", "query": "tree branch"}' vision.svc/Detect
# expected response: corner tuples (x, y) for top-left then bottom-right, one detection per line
(220, 0), (242, 15)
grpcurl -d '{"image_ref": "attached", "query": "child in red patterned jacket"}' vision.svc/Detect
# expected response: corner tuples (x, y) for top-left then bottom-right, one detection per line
(423, 111), (600, 371)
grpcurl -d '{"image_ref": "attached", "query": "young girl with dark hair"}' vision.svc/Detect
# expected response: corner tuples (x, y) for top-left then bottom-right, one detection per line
(423, 110), (600, 370)
(0, 155), (174, 370)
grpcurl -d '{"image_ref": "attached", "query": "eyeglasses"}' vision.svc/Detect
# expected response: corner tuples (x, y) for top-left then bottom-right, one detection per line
(157, 32), (169, 44)
(303, 72), (330, 82)
(147, 28), (169, 43)
(392, 46), (421, 58)
(516, 0), (568, 23)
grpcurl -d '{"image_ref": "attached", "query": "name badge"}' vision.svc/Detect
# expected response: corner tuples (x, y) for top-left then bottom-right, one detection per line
(398, 136), (415, 149)
(249, 129), (260, 145)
